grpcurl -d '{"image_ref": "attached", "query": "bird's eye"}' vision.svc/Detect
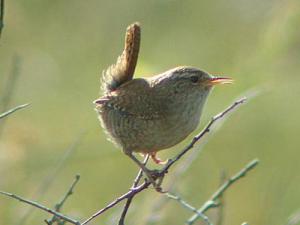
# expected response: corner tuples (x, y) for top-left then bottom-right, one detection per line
(190, 76), (199, 83)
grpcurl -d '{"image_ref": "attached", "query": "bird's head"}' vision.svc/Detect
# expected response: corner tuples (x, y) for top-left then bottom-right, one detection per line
(150, 67), (232, 99)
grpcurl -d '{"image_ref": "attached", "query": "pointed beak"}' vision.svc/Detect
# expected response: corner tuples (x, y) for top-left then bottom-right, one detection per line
(93, 97), (109, 105)
(208, 76), (233, 85)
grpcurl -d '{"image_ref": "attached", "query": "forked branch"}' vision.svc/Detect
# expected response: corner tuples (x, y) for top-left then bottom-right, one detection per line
(82, 97), (247, 225)
(0, 97), (249, 225)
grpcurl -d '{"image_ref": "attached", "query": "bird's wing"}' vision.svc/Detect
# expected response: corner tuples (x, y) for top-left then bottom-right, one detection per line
(102, 23), (141, 93)
(96, 79), (161, 120)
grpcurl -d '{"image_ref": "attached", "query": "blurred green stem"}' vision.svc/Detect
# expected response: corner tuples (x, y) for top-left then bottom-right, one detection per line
(167, 193), (213, 225)
(0, 55), (22, 137)
(0, 0), (4, 37)
(187, 159), (259, 224)
(0, 103), (29, 119)
(18, 130), (86, 225)
(46, 175), (81, 225)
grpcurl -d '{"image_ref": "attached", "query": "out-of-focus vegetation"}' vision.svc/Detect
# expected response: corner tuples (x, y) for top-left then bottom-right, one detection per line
(0, 1), (299, 224)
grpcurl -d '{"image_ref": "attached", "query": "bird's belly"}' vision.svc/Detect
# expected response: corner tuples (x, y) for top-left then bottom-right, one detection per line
(153, 112), (200, 150)
(97, 105), (200, 153)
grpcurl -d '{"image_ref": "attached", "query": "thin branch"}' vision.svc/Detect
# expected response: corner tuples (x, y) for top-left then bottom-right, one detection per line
(81, 97), (247, 225)
(143, 97), (247, 224)
(0, 0), (4, 38)
(161, 97), (247, 174)
(166, 193), (212, 225)
(56, 175), (81, 212)
(187, 159), (259, 224)
(144, 89), (260, 224)
(0, 191), (80, 225)
(81, 182), (150, 225)
(46, 175), (81, 225)
(0, 103), (30, 119)
(18, 131), (86, 225)
(118, 155), (149, 225)
(0, 97), (248, 225)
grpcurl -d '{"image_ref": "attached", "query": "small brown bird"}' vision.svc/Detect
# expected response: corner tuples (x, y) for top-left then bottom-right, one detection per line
(94, 23), (232, 185)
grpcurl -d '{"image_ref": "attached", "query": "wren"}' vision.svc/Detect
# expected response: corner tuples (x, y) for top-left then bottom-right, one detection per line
(94, 23), (232, 187)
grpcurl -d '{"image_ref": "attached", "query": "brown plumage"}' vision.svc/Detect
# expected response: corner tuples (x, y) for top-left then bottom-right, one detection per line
(94, 23), (232, 186)
(102, 23), (140, 93)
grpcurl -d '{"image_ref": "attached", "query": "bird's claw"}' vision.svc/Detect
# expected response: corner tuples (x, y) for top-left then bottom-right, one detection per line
(143, 169), (166, 192)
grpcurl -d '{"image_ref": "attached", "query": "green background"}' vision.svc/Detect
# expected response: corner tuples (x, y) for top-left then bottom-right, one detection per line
(0, 0), (300, 224)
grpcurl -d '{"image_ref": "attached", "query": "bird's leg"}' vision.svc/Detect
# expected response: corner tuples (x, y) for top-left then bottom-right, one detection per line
(150, 152), (168, 165)
(124, 151), (161, 190)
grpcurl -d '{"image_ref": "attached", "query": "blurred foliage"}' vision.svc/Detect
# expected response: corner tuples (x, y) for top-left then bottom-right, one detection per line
(0, 0), (299, 224)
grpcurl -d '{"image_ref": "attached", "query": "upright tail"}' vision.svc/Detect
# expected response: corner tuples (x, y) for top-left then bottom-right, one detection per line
(102, 23), (141, 94)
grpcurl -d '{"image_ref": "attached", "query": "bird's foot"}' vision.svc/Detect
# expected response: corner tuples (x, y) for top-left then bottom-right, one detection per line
(145, 169), (166, 192)
(125, 151), (166, 192)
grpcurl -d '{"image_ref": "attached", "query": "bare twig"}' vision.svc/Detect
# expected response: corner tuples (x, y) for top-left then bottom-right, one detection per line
(82, 182), (151, 225)
(82, 97), (247, 225)
(118, 155), (149, 225)
(144, 90), (259, 224)
(0, 191), (80, 225)
(0, 103), (30, 119)
(187, 159), (259, 224)
(143, 98), (247, 224)
(161, 97), (247, 174)
(1, 97), (248, 225)
(55, 175), (81, 212)
(46, 175), (81, 225)
(0, 0), (4, 38)
(18, 131), (86, 225)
